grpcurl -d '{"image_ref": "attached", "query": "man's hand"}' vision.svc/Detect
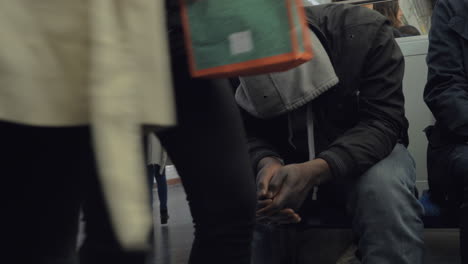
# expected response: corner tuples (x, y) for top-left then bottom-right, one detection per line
(270, 209), (302, 224)
(257, 159), (331, 217)
(256, 157), (283, 200)
(256, 157), (300, 225)
(257, 206), (302, 225)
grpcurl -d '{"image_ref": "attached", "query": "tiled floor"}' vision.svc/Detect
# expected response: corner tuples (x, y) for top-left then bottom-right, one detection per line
(151, 184), (461, 264)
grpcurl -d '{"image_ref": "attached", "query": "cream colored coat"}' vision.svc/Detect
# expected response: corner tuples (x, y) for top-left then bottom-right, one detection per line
(0, 0), (176, 250)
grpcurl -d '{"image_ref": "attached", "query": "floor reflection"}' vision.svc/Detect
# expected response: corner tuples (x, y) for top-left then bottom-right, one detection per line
(152, 184), (193, 264)
(155, 226), (172, 264)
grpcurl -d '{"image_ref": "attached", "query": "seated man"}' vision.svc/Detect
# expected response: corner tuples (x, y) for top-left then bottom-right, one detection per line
(236, 4), (424, 264)
(424, 0), (468, 262)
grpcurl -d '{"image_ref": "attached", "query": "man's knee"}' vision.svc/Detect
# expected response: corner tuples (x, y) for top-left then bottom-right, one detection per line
(350, 144), (422, 219)
(349, 145), (424, 240)
(355, 145), (416, 201)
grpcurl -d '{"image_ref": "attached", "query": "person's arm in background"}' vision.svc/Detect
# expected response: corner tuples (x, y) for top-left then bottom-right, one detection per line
(424, 0), (468, 138)
(317, 18), (407, 180)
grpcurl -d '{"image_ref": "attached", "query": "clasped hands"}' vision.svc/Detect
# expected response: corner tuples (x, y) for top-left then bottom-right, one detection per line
(255, 157), (331, 225)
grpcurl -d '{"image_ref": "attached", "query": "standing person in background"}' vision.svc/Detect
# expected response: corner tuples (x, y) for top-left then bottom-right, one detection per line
(424, 0), (468, 262)
(332, 0), (400, 33)
(332, 0), (374, 10)
(398, 25), (421, 37)
(334, 0), (420, 38)
(373, 0), (404, 28)
(147, 132), (170, 225)
(373, 0), (421, 37)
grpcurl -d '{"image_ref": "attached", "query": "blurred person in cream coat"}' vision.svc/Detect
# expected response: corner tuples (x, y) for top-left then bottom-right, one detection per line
(1, 0), (256, 263)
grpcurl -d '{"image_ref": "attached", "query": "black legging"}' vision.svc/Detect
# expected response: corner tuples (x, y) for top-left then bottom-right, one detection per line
(156, 79), (256, 264)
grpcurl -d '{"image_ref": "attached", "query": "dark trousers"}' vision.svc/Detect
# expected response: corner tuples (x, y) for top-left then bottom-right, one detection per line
(147, 164), (168, 211)
(428, 143), (468, 263)
(154, 69), (256, 264)
(158, 11), (257, 263)
(79, 161), (148, 264)
(2, 72), (256, 264)
(1, 122), (148, 264)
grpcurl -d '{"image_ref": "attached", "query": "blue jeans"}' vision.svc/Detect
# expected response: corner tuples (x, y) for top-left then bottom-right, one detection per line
(252, 144), (425, 264)
(147, 164), (168, 211)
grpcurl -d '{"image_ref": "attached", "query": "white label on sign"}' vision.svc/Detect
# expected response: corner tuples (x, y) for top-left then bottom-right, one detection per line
(229, 30), (254, 55)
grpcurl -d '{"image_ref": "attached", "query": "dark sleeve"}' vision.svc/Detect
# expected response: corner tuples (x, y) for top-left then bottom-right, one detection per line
(424, 0), (468, 138)
(240, 108), (283, 172)
(318, 20), (407, 179)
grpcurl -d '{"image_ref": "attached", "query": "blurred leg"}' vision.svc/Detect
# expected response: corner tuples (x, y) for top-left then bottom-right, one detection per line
(447, 145), (468, 264)
(157, 71), (256, 264)
(147, 164), (155, 198)
(462, 202), (468, 264)
(154, 166), (168, 211)
(162, 6), (256, 262)
(2, 122), (88, 264)
(79, 163), (149, 264)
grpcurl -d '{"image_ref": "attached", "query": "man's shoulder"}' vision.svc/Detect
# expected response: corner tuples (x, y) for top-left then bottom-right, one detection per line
(435, 0), (468, 18)
(305, 4), (387, 29)
(442, 0), (468, 11)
